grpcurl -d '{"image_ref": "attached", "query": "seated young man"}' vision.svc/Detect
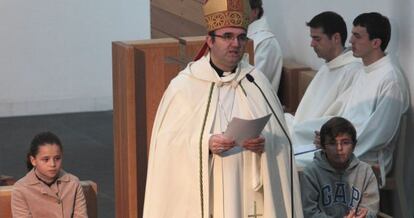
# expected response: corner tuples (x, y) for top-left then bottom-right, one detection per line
(300, 117), (379, 218)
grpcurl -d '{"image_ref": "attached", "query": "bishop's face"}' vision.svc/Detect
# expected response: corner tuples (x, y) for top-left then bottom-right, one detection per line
(207, 27), (247, 72)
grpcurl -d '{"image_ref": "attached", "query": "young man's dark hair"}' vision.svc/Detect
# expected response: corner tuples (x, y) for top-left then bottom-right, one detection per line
(306, 11), (347, 46)
(249, 0), (263, 19)
(353, 12), (391, 51)
(320, 117), (357, 148)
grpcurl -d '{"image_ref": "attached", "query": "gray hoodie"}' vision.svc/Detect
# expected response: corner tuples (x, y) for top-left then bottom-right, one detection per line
(300, 150), (379, 218)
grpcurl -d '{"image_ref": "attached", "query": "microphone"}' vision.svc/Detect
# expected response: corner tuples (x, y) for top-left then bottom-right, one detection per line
(246, 73), (295, 218)
(246, 73), (254, 83)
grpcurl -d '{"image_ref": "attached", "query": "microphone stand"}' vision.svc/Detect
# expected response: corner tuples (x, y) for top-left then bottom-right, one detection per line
(246, 74), (295, 218)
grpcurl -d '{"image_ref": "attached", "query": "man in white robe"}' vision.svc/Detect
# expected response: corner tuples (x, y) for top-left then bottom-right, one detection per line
(247, 0), (283, 91)
(143, 0), (303, 217)
(293, 12), (409, 187)
(285, 11), (361, 130)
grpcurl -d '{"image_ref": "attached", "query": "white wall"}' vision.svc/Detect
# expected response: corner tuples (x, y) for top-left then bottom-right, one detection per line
(0, 0), (150, 117)
(263, 0), (414, 215)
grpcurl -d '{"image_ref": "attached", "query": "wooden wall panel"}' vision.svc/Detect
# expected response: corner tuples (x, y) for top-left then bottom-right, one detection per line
(140, 44), (182, 148)
(151, 0), (205, 38)
(151, 6), (206, 38)
(151, 28), (170, 39)
(113, 38), (181, 218)
(297, 70), (316, 104)
(278, 60), (311, 114)
(151, 0), (204, 26)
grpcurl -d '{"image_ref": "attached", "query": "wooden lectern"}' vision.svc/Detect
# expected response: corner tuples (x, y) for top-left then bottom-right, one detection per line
(112, 37), (253, 218)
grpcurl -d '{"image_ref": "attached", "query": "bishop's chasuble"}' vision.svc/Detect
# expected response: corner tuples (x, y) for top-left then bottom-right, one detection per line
(143, 53), (303, 218)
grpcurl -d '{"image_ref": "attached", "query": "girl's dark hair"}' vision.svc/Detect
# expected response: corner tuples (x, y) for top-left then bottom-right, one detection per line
(320, 117), (357, 148)
(26, 131), (63, 171)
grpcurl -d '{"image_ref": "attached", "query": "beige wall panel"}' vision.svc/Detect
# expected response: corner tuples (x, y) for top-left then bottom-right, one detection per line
(151, 6), (206, 38)
(151, 0), (204, 26)
(151, 28), (171, 39)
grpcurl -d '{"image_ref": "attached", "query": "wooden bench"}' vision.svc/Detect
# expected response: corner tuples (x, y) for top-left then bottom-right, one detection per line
(278, 60), (314, 114)
(0, 175), (16, 186)
(0, 180), (98, 218)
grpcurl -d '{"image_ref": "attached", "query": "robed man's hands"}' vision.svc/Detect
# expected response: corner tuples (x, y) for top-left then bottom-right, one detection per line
(242, 136), (265, 154)
(209, 134), (265, 155)
(209, 134), (235, 154)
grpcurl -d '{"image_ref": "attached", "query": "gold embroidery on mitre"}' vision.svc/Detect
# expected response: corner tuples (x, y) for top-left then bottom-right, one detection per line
(203, 0), (250, 31)
(205, 11), (249, 31)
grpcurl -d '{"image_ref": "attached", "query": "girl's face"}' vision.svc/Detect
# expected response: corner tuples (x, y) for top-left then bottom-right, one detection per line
(30, 143), (62, 180)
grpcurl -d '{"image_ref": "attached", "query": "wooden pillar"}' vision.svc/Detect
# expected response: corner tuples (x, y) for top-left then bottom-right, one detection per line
(113, 41), (142, 218)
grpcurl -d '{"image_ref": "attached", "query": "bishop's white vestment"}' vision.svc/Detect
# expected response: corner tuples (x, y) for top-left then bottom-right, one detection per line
(143, 54), (303, 218)
(285, 49), (362, 127)
(293, 55), (409, 186)
(247, 16), (283, 92)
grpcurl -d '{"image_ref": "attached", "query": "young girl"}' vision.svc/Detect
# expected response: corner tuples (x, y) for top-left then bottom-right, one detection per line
(11, 131), (88, 217)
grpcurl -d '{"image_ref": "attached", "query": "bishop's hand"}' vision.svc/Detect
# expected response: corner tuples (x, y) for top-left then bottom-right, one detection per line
(209, 134), (235, 155)
(242, 136), (265, 154)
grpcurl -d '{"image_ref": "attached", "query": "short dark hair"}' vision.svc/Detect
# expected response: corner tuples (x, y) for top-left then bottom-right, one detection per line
(249, 0), (263, 19)
(26, 131), (63, 171)
(306, 11), (347, 46)
(353, 12), (391, 51)
(320, 117), (357, 148)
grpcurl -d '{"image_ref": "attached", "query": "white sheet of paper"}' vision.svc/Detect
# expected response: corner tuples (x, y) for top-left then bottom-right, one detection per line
(294, 144), (320, 155)
(223, 114), (271, 145)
